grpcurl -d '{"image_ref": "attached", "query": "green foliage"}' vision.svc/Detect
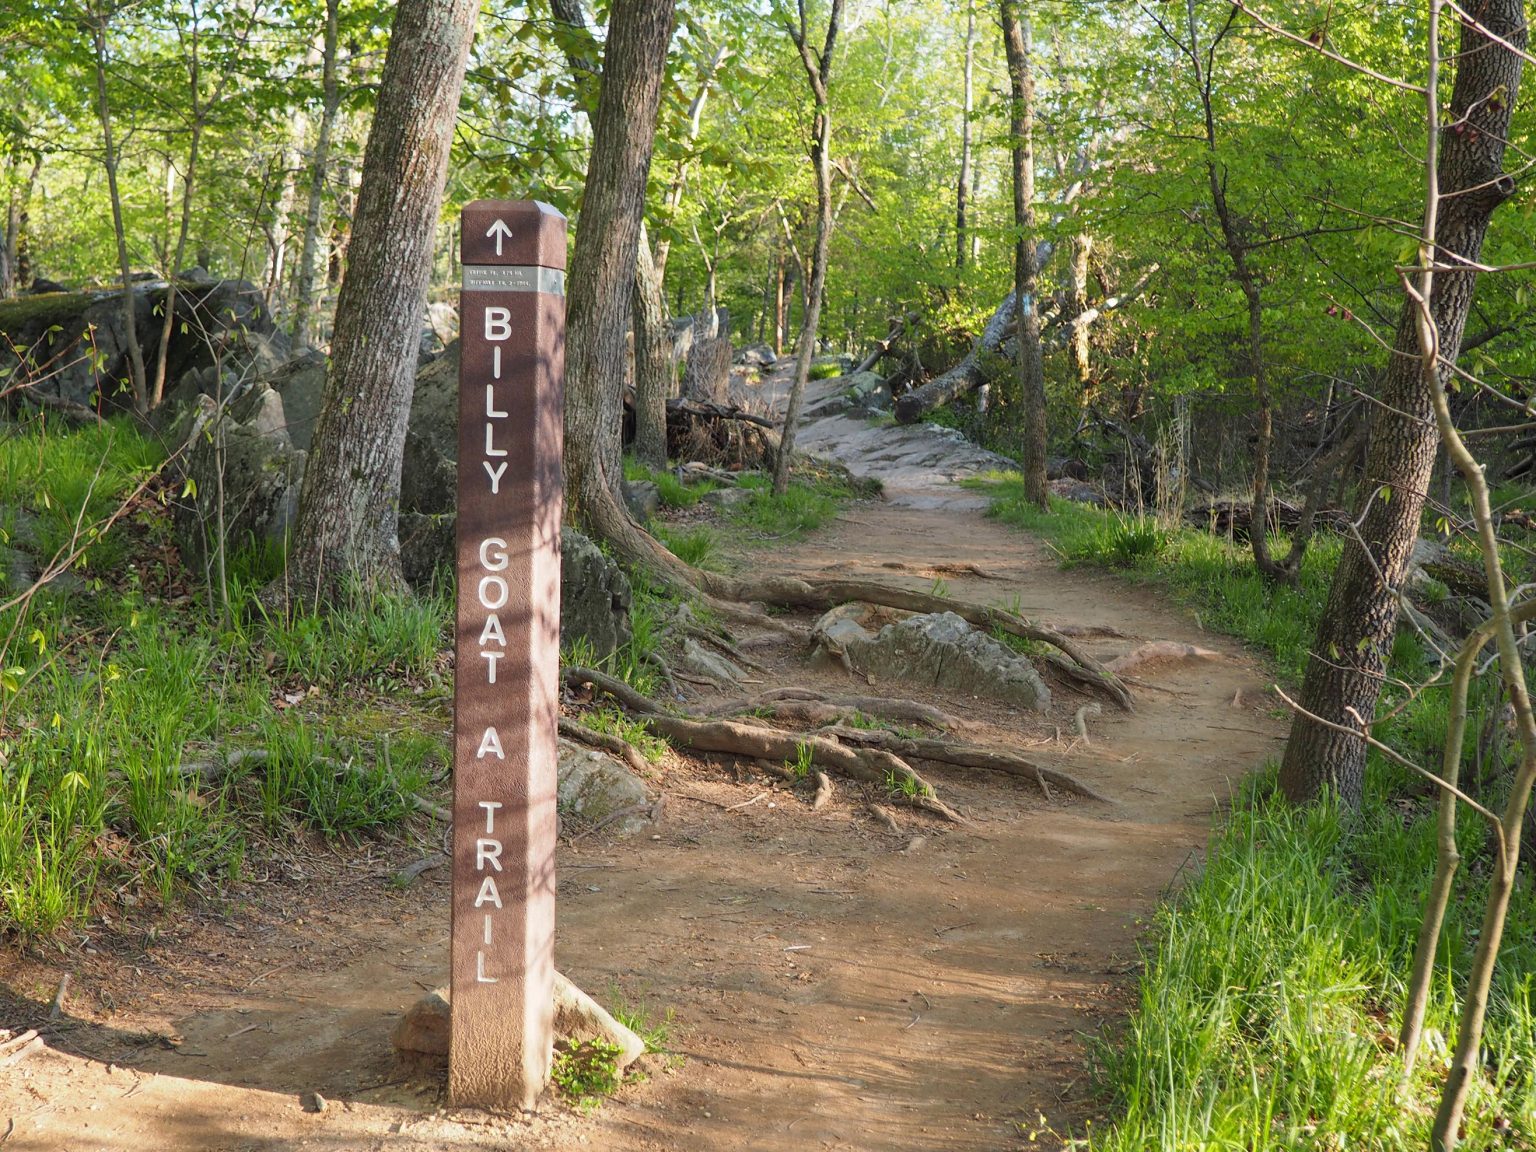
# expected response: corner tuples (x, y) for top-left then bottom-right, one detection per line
(0, 423), (442, 936)
(729, 481), (839, 538)
(808, 358), (844, 380)
(1090, 771), (1536, 1151)
(551, 1038), (625, 1110)
(654, 524), (721, 570)
(580, 705), (669, 764)
(786, 740), (814, 780)
(983, 484), (1335, 684)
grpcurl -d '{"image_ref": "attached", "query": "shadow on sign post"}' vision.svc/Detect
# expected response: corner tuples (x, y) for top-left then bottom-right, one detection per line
(450, 199), (566, 1110)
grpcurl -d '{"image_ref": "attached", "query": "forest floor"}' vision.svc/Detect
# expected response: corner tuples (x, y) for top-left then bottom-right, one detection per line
(0, 368), (1285, 1151)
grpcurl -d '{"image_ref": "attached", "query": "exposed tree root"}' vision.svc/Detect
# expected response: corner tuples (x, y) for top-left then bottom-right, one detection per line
(564, 665), (967, 823)
(1104, 641), (1221, 677)
(867, 803), (903, 835)
(694, 576), (1133, 712)
(558, 717), (650, 774)
(811, 770), (834, 811)
(823, 725), (1114, 804)
(1073, 702), (1102, 744)
(717, 687), (956, 730)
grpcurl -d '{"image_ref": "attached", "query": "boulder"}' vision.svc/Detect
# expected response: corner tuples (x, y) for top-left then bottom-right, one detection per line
(814, 608), (1051, 712)
(267, 354), (327, 452)
(622, 480), (661, 523)
(0, 278), (279, 412)
(401, 341), (459, 517)
(556, 737), (653, 834)
(560, 527), (632, 661)
(398, 512), (455, 588)
(172, 394), (306, 570)
(735, 344), (776, 368)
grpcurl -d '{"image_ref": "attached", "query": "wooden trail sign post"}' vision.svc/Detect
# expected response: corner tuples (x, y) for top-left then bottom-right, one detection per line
(451, 199), (566, 1109)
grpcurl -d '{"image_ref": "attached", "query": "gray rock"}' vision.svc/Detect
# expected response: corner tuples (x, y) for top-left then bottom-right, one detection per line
(622, 480), (661, 523)
(172, 395), (306, 570)
(268, 354), (327, 452)
(735, 344), (776, 368)
(0, 278), (278, 411)
(228, 382), (289, 443)
(678, 638), (744, 687)
(560, 528), (632, 661)
(557, 737), (652, 833)
(398, 512), (455, 588)
(700, 486), (752, 510)
(401, 341), (459, 516)
(815, 609), (1051, 712)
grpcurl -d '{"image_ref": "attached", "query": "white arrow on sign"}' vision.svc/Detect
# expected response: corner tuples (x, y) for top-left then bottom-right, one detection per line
(485, 219), (514, 256)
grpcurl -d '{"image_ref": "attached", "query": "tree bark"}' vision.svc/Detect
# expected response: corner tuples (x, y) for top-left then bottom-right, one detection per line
(1279, 0), (1524, 807)
(563, 0), (677, 533)
(773, 0), (844, 496)
(291, 0), (341, 351)
(1001, 0), (1047, 507)
(284, 0), (479, 601)
(632, 221), (671, 467)
(955, 0), (975, 273)
(88, 3), (148, 413)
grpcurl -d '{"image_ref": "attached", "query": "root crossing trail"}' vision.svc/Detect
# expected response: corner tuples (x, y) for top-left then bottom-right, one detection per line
(0, 383), (1284, 1151)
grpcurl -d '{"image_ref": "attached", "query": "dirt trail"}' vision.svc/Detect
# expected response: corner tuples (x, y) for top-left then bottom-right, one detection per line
(0, 384), (1285, 1151)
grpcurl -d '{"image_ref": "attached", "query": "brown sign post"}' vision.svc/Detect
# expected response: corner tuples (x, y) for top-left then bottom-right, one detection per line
(451, 199), (566, 1110)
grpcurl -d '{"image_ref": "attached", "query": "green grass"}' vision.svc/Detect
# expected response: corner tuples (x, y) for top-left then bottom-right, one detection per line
(728, 478), (841, 537)
(979, 479), (1337, 683)
(654, 524), (721, 570)
(1089, 764), (1536, 1151)
(974, 475), (1536, 1149)
(0, 420), (450, 936)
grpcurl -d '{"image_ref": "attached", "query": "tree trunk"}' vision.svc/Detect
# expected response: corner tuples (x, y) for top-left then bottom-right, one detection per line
(1001, 0), (1046, 507)
(632, 221), (671, 468)
(284, 0), (479, 601)
(563, 0), (678, 533)
(1279, 0), (1524, 808)
(291, 0), (341, 351)
(89, 5), (148, 413)
(955, 0), (975, 273)
(0, 154), (36, 299)
(773, 0), (844, 496)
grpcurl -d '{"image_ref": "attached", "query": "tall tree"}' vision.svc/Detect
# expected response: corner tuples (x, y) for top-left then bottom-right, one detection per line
(85, 0), (148, 413)
(1000, 0), (1046, 507)
(1278, 0), (1526, 807)
(773, 0), (844, 496)
(562, 0), (677, 534)
(955, 0), (975, 273)
(290, 0), (341, 351)
(284, 0), (479, 599)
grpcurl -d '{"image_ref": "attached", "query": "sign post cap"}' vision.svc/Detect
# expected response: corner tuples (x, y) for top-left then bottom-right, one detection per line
(462, 200), (568, 270)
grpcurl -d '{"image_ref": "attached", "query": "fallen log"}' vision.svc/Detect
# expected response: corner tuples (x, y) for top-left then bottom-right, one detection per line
(893, 292), (1015, 424)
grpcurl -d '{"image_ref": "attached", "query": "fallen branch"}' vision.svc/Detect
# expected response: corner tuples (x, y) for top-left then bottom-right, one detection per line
(392, 854), (448, 887)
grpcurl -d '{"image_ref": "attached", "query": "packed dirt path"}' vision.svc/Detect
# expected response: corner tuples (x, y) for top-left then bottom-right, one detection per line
(0, 385), (1286, 1151)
